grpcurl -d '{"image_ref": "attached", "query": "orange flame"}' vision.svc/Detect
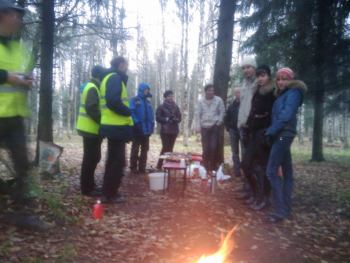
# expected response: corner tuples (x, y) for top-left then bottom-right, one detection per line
(196, 226), (238, 263)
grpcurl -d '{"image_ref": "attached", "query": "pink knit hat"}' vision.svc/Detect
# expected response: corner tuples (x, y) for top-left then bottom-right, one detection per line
(276, 67), (294, 80)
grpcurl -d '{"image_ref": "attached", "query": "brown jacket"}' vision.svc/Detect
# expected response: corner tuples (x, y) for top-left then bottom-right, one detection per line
(156, 101), (182, 135)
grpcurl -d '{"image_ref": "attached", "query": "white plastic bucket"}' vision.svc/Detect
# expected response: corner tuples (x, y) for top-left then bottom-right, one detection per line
(148, 172), (168, 191)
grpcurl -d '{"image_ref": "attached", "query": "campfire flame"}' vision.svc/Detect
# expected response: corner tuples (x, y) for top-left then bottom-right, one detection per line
(196, 226), (238, 263)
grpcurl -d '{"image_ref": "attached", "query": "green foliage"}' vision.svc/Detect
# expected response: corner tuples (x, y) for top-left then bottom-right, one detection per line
(239, 0), (350, 98)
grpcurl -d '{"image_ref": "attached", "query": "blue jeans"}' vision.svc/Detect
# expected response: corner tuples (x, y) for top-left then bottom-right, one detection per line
(229, 128), (241, 176)
(266, 136), (294, 218)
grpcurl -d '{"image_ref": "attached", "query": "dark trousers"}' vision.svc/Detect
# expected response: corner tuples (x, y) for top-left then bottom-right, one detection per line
(241, 129), (271, 202)
(102, 139), (126, 198)
(0, 117), (29, 202)
(157, 133), (177, 169)
(130, 135), (149, 172)
(201, 125), (220, 172)
(229, 128), (241, 176)
(267, 136), (294, 218)
(239, 127), (252, 192)
(81, 136), (102, 194)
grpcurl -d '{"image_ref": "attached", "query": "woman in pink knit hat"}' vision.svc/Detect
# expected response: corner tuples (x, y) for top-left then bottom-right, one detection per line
(264, 67), (307, 223)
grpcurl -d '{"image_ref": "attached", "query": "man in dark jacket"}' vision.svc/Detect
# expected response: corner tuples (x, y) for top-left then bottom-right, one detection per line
(156, 90), (181, 169)
(76, 65), (104, 196)
(129, 83), (154, 174)
(99, 57), (133, 204)
(225, 88), (241, 177)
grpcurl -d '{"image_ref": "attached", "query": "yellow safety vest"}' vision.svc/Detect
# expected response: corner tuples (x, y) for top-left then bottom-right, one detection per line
(99, 73), (133, 127)
(0, 40), (33, 117)
(76, 82), (100, 135)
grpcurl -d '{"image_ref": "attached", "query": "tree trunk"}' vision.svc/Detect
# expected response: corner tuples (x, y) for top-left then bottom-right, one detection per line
(326, 115), (334, 143)
(342, 104), (349, 149)
(297, 104), (305, 143)
(311, 0), (328, 162)
(213, 0), (236, 164)
(311, 89), (325, 161)
(35, 0), (55, 163)
(191, 0), (206, 132)
(182, 0), (190, 146)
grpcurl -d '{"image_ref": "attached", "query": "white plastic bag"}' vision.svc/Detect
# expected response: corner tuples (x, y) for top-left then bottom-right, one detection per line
(187, 164), (207, 179)
(39, 141), (63, 176)
(216, 164), (231, 181)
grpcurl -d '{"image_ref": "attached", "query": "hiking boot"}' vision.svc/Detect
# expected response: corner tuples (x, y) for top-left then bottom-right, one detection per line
(83, 189), (103, 197)
(101, 194), (126, 204)
(250, 199), (267, 211)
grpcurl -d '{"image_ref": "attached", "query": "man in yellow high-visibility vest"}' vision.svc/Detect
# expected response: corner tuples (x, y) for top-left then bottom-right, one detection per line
(0, 1), (33, 203)
(99, 56), (133, 204)
(0, 1), (49, 231)
(76, 65), (104, 197)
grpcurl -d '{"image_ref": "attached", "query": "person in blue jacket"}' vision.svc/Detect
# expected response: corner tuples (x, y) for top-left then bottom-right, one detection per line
(264, 67), (307, 223)
(129, 83), (155, 174)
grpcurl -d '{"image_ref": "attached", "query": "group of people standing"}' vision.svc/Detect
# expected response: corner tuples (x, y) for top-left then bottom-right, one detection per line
(225, 59), (306, 223)
(76, 57), (184, 204)
(77, 56), (306, 224)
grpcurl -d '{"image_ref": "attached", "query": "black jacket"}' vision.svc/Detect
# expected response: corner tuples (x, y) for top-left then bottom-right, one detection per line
(246, 83), (275, 132)
(224, 99), (240, 131)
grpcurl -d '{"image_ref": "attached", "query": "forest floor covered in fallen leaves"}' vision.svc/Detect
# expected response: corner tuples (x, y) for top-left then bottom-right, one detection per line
(0, 135), (350, 263)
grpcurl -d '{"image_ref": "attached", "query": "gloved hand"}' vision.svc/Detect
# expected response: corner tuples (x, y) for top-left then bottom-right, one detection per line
(263, 131), (273, 147)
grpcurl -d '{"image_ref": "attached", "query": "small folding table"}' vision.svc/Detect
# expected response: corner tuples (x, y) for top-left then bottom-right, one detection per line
(162, 161), (187, 196)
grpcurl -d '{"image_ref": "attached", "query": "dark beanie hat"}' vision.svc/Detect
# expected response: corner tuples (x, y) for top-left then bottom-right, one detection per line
(91, 65), (105, 80)
(163, 90), (173, 98)
(256, 65), (271, 77)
